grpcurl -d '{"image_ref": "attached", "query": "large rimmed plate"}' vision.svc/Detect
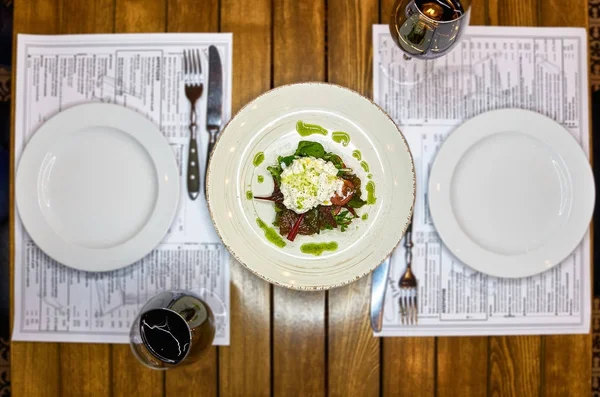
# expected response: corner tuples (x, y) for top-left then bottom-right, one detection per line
(207, 83), (415, 290)
(16, 103), (180, 272)
(429, 109), (595, 278)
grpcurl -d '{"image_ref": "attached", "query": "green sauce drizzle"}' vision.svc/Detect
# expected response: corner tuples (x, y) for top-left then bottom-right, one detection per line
(331, 131), (350, 147)
(296, 121), (328, 136)
(257, 175), (265, 183)
(253, 152), (265, 167)
(352, 150), (362, 161)
(360, 161), (369, 172)
(300, 242), (338, 256)
(361, 213), (368, 220)
(256, 218), (286, 248)
(246, 190), (253, 200)
(366, 181), (377, 205)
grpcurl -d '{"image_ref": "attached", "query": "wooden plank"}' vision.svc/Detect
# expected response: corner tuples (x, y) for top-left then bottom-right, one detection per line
(271, 1), (326, 395)
(60, 344), (111, 397)
(10, 342), (60, 397)
(486, 2), (544, 396)
(59, 0), (115, 33)
(489, 336), (541, 397)
(326, 1), (380, 394)
(218, 0), (272, 395)
(115, 0), (166, 33)
(328, 278), (380, 397)
(112, 1), (166, 395)
(437, 337), (488, 397)
(376, 1), (438, 396)
(56, 1), (115, 396)
(10, 1), (61, 395)
(435, 3), (489, 397)
(488, 0), (537, 26)
(164, 2), (219, 395)
(383, 338), (435, 396)
(539, 1), (592, 395)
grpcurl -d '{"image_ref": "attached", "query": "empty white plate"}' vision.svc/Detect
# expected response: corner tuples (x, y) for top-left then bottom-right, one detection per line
(16, 103), (180, 272)
(428, 109), (595, 278)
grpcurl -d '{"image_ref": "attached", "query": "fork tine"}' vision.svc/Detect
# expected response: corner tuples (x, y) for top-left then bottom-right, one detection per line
(183, 50), (189, 76)
(413, 294), (418, 324)
(196, 49), (202, 75)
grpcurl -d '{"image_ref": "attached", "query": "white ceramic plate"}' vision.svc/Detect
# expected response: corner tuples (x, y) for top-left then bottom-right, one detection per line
(207, 83), (415, 290)
(429, 109), (595, 278)
(16, 103), (180, 272)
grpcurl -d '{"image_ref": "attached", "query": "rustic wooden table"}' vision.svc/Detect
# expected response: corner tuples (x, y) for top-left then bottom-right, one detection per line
(10, 0), (591, 396)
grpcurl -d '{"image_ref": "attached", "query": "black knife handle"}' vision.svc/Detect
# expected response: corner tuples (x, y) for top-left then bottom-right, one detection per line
(187, 132), (200, 200)
(204, 129), (218, 198)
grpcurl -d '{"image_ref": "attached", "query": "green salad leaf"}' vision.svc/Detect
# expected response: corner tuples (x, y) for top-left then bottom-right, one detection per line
(295, 141), (325, 158)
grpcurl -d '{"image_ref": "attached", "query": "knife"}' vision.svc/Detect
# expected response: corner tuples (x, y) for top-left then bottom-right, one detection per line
(205, 45), (223, 197)
(370, 255), (391, 333)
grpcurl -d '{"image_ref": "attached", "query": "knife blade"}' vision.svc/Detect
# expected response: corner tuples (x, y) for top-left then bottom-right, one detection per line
(370, 255), (391, 333)
(205, 45), (223, 197)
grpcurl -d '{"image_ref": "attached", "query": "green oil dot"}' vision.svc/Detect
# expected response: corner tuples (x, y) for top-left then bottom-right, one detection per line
(257, 175), (264, 183)
(360, 161), (370, 172)
(368, 174), (373, 179)
(256, 218), (286, 248)
(331, 131), (350, 147)
(300, 242), (338, 256)
(246, 190), (253, 200)
(253, 152), (265, 167)
(296, 121), (328, 136)
(366, 181), (376, 205)
(361, 213), (368, 220)
(352, 150), (362, 161)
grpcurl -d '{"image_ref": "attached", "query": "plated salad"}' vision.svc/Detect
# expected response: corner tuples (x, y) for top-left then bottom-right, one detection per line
(254, 140), (367, 242)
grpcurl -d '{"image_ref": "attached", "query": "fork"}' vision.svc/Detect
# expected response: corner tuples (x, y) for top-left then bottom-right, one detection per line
(399, 218), (418, 324)
(183, 49), (203, 200)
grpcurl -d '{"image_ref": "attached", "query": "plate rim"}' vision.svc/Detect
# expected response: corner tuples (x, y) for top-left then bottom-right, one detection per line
(428, 108), (595, 278)
(206, 82), (416, 290)
(16, 102), (180, 272)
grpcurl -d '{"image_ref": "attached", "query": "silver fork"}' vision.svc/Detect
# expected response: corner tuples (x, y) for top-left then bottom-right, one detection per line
(399, 219), (418, 324)
(183, 49), (203, 200)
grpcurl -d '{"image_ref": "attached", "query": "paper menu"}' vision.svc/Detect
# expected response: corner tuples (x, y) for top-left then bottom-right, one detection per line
(13, 33), (233, 344)
(373, 25), (591, 336)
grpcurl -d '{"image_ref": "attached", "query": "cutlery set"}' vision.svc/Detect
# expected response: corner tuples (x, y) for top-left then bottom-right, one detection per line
(183, 45), (223, 200)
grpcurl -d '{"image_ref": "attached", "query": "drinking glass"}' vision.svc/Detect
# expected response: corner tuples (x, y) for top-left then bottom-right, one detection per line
(129, 290), (220, 370)
(389, 0), (472, 60)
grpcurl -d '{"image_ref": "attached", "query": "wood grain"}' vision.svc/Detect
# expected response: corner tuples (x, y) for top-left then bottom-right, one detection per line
(539, 2), (591, 397)
(11, 1), (61, 396)
(326, 1), (380, 396)
(438, 337), (488, 397)
(488, 0), (537, 26)
(112, 345), (164, 397)
(112, 1), (166, 395)
(10, 342), (60, 397)
(219, 0), (272, 395)
(164, 2), (219, 395)
(60, 344), (111, 397)
(488, 336), (541, 397)
(115, 0), (166, 33)
(59, 0), (115, 33)
(383, 338), (435, 396)
(272, 0), (327, 396)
